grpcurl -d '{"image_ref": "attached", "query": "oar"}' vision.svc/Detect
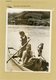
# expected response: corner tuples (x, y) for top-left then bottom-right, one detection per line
(6, 39), (31, 63)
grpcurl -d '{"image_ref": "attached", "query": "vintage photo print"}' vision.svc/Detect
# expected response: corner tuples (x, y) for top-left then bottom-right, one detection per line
(5, 8), (52, 72)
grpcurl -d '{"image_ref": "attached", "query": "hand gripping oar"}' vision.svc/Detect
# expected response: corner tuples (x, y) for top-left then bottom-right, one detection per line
(6, 39), (31, 63)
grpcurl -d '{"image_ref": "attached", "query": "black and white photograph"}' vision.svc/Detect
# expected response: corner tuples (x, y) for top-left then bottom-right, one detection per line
(5, 8), (52, 72)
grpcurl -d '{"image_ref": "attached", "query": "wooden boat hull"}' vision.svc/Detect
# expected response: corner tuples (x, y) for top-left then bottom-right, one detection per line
(7, 46), (49, 72)
(8, 53), (33, 71)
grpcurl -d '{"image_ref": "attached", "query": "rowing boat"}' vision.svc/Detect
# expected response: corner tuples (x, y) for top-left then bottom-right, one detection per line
(7, 48), (49, 72)
(7, 39), (49, 72)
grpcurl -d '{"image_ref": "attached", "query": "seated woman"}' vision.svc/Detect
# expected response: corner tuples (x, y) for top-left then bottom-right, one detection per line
(22, 44), (35, 70)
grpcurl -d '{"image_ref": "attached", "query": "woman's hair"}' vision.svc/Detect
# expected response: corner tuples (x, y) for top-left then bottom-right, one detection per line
(19, 31), (25, 36)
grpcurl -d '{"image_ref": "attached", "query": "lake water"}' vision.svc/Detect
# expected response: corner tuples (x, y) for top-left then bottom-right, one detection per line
(6, 25), (51, 72)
